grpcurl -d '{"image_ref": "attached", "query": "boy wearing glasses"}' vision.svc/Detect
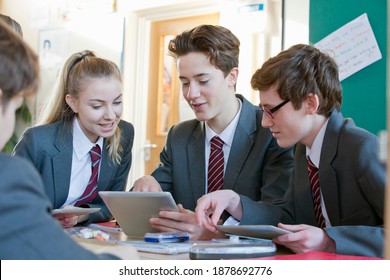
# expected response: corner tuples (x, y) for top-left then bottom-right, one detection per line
(132, 25), (294, 240)
(195, 44), (385, 257)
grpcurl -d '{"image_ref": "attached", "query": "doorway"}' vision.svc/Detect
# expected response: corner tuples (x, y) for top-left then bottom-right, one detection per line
(144, 14), (219, 175)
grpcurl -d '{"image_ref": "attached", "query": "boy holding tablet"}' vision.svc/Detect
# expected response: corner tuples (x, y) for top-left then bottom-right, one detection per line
(195, 44), (385, 258)
(132, 25), (294, 240)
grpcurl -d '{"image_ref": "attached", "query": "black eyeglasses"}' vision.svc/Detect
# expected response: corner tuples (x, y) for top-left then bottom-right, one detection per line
(259, 100), (290, 119)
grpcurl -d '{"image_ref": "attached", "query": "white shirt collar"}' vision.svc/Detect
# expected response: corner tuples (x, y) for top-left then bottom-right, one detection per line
(205, 98), (242, 147)
(306, 118), (329, 168)
(72, 117), (104, 161)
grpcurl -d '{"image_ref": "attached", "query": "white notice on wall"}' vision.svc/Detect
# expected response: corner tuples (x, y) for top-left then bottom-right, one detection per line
(314, 13), (382, 81)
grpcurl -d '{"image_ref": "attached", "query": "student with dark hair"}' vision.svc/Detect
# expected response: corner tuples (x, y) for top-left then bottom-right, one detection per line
(196, 44), (385, 258)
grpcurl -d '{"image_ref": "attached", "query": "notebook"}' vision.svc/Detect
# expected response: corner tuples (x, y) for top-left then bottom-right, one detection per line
(99, 191), (178, 238)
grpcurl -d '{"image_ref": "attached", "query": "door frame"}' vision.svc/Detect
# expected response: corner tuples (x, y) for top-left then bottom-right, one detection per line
(122, 1), (223, 187)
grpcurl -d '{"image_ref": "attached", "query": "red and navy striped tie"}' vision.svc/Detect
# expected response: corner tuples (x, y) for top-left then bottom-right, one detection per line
(75, 145), (101, 206)
(207, 136), (224, 193)
(307, 157), (326, 228)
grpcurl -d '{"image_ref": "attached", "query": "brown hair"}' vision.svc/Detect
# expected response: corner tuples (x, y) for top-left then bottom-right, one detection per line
(0, 14), (23, 36)
(168, 24), (240, 77)
(251, 44), (342, 116)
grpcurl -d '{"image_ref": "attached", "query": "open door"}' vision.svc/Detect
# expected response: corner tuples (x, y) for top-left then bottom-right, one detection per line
(144, 14), (220, 175)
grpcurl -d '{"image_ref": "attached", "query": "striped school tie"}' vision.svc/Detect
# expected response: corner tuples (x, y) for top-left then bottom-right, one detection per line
(207, 136), (224, 193)
(307, 157), (326, 228)
(75, 145), (101, 206)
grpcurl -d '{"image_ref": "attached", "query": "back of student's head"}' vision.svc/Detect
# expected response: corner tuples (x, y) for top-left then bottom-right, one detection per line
(38, 50), (123, 164)
(251, 44), (342, 117)
(168, 24), (240, 77)
(0, 20), (39, 109)
(0, 14), (23, 36)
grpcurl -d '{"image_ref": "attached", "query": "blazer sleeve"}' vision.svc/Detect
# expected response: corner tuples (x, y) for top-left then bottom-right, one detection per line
(324, 131), (385, 258)
(0, 155), (119, 260)
(355, 132), (386, 221)
(325, 226), (384, 258)
(258, 137), (294, 203)
(150, 124), (176, 193)
(239, 182), (295, 226)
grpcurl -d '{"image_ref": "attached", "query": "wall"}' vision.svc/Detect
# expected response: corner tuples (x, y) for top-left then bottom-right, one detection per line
(1, 0), (309, 183)
(284, 0), (309, 48)
(1, 0), (125, 122)
(386, 0), (390, 261)
(310, 0), (387, 135)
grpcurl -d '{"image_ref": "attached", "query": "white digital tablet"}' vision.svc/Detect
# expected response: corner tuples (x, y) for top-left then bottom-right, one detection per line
(51, 207), (101, 216)
(216, 225), (291, 240)
(99, 191), (179, 238)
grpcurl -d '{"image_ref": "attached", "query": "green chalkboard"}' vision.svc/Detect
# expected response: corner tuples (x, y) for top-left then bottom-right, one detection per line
(309, 0), (387, 135)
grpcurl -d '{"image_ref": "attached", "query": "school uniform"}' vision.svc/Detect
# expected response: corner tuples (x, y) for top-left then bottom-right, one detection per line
(0, 153), (120, 259)
(239, 109), (385, 258)
(151, 94), (294, 210)
(13, 119), (134, 224)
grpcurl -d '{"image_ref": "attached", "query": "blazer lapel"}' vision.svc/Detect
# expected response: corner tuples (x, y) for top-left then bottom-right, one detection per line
(188, 123), (206, 202)
(52, 122), (73, 208)
(224, 95), (256, 190)
(319, 110), (346, 226)
(294, 145), (318, 225)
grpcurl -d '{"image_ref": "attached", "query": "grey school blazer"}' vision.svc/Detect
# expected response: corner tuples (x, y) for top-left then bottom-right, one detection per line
(240, 109), (385, 258)
(13, 119), (134, 224)
(151, 94), (294, 211)
(0, 154), (119, 259)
